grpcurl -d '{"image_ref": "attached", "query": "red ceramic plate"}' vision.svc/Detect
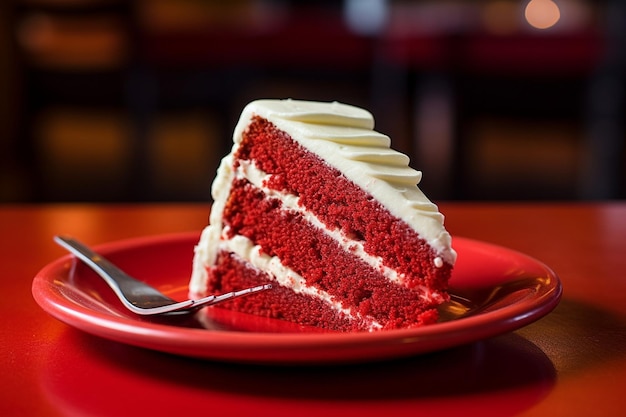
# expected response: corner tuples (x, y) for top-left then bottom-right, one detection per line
(32, 233), (561, 364)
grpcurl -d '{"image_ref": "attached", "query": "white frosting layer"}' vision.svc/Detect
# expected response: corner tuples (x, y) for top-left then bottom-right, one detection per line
(190, 99), (456, 300)
(236, 160), (444, 303)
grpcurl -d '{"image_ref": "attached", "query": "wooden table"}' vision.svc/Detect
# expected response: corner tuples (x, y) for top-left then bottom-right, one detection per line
(2, 203), (625, 416)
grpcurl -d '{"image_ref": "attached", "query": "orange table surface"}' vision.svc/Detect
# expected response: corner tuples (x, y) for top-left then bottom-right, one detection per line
(1, 203), (625, 417)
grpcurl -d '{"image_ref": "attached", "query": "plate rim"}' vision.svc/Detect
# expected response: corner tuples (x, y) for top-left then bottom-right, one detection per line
(32, 232), (562, 363)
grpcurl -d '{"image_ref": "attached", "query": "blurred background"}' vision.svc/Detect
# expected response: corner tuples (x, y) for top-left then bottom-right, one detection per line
(1, 0), (624, 203)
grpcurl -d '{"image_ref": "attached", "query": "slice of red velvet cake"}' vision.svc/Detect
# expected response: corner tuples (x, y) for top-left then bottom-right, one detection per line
(190, 99), (456, 332)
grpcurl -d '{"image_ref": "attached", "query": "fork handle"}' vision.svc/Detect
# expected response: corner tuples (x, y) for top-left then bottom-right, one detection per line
(54, 235), (179, 310)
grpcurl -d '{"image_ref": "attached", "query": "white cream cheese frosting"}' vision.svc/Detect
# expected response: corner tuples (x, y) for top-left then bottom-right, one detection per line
(190, 99), (456, 296)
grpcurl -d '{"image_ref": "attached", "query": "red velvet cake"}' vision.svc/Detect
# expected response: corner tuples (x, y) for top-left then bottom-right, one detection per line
(190, 99), (456, 332)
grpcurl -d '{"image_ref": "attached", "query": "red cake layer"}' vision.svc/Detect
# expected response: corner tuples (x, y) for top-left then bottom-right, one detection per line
(207, 251), (359, 331)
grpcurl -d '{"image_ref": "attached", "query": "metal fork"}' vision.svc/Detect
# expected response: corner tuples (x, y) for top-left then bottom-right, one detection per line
(54, 235), (271, 315)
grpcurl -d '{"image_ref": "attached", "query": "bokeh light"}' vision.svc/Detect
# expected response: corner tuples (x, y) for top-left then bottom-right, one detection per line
(525, 0), (561, 30)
